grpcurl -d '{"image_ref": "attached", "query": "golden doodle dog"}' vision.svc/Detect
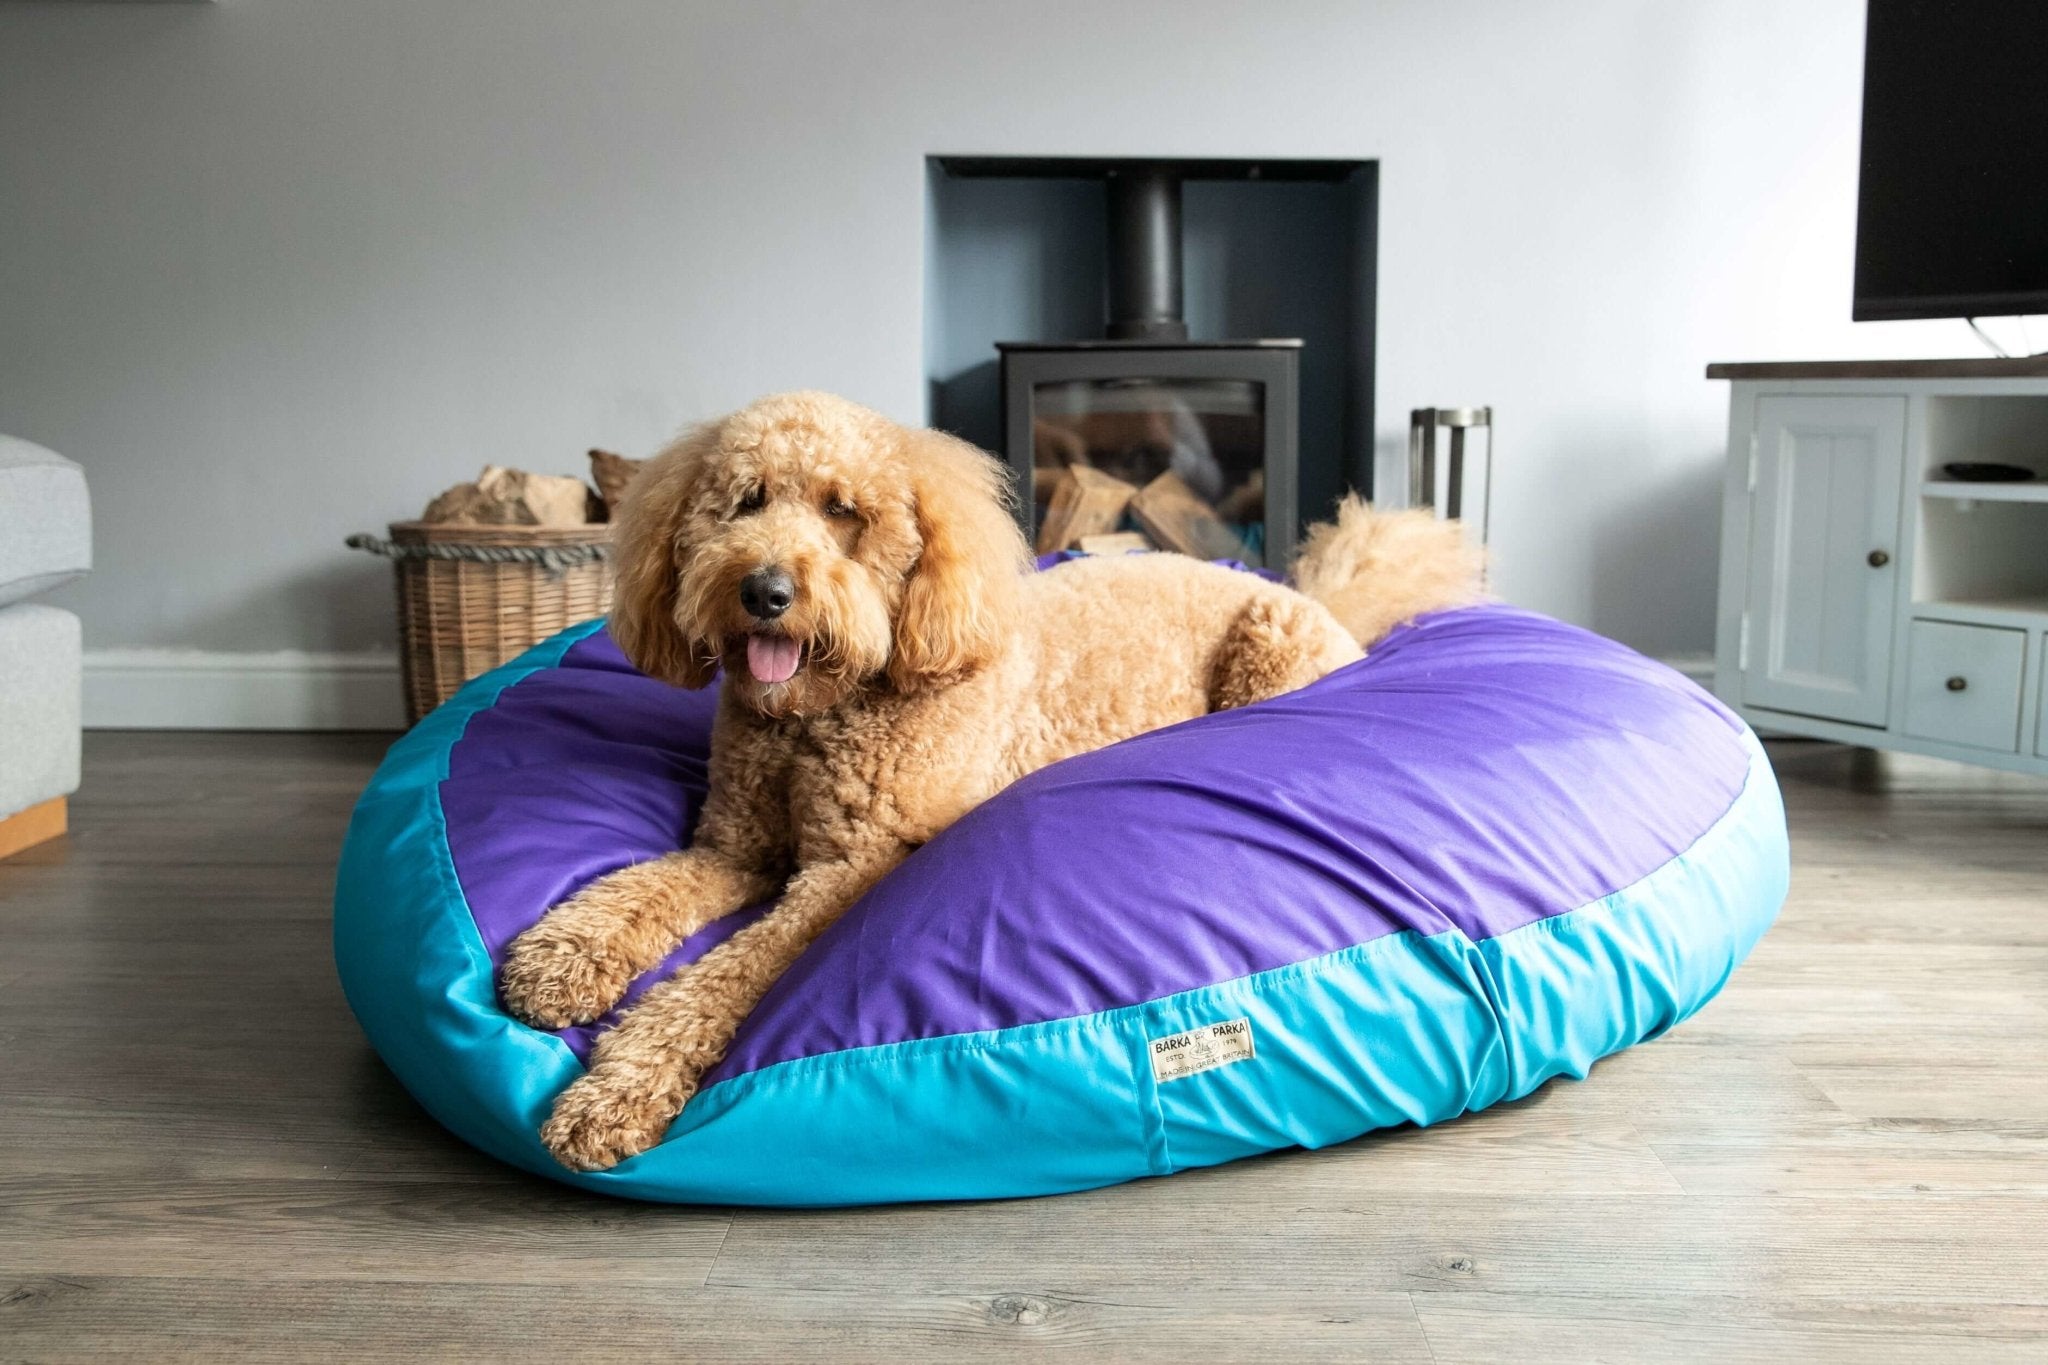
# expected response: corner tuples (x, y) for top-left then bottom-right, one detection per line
(500, 391), (1484, 1171)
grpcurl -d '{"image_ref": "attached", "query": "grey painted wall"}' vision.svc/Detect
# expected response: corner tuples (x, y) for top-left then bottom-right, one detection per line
(0, 0), (1981, 661)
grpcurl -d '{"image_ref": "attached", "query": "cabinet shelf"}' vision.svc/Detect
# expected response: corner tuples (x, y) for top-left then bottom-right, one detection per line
(1912, 597), (2048, 628)
(1916, 496), (2048, 607)
(1921, 480), (2048, 503)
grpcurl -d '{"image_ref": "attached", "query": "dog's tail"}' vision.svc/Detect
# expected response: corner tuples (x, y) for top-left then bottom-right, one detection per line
(1289, 494), (1487, 647)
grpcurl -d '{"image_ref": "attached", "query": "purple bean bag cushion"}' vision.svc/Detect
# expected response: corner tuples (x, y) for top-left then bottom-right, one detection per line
(334, 598), (1787, 1206)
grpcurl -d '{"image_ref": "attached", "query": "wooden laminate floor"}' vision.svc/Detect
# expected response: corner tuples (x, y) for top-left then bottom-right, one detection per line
(2, 733), (2045, 1362)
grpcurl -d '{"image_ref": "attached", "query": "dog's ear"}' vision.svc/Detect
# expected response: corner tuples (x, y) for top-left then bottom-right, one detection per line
(887, 426), (1029, 691)
(608, 422), (722, 690)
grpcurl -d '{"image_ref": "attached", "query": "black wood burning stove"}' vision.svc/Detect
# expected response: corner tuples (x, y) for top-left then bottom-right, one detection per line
(998, 164), (1302, 567)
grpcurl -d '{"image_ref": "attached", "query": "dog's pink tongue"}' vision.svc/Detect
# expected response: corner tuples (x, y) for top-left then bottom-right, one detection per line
(746, 634), (801, 684)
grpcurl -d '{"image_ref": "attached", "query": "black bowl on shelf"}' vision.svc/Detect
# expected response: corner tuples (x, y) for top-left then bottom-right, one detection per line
(1941, 461), (2037, 483)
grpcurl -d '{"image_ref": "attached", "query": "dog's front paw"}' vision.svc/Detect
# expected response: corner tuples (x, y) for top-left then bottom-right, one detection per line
(539, 1060), (700, 1172)
(500, 913), (640, 1030)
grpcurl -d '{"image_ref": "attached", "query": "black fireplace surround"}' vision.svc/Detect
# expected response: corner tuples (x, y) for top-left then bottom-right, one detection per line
(934, 156), (1369, 569)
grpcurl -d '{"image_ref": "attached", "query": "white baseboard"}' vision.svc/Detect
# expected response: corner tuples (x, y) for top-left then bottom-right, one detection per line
(84, 649), (405, 731)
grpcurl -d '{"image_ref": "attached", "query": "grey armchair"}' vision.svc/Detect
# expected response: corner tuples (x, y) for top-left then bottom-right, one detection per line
(0, 434), (91, 857)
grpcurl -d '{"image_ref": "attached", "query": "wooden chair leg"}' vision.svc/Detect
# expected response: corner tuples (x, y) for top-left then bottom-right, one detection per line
(0, 796), (68, 860)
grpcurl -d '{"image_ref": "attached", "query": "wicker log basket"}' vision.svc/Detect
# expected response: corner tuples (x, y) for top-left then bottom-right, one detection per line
(347, 521), (613, 724)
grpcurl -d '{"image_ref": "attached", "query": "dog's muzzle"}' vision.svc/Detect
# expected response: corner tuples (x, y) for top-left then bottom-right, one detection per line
(740, 567), (795, 622)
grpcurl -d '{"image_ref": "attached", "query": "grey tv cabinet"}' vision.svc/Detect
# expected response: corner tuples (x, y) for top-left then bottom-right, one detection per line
(1710, 357), (2048, 776)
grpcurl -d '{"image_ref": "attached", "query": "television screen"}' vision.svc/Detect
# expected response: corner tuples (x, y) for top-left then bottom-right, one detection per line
(1853, 0), (2048, 321)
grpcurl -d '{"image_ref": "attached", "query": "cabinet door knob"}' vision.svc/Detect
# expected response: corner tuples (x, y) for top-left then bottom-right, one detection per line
(1946, 675), (1968, 692)
(1867, 549), (1891, 568)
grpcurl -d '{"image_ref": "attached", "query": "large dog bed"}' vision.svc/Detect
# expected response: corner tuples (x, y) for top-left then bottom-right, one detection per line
(335, 600), (1787, 1206)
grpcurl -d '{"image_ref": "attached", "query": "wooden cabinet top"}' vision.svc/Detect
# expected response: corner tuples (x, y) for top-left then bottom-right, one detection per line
(1707, 357), (2048, 380)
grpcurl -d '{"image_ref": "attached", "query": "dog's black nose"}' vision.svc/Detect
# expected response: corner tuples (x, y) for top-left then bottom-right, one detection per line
(739, 568), (795, 621)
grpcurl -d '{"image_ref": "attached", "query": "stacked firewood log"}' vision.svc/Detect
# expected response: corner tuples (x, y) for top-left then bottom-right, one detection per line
(419, 451), (643, 526)
(1034, 466), (1259, 561)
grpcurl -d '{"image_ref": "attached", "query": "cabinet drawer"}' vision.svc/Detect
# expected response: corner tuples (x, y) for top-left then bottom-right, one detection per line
(1905, 620), (2026, 753)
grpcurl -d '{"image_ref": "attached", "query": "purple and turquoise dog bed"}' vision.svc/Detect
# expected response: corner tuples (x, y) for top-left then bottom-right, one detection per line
(334, 597), (1787, 1206)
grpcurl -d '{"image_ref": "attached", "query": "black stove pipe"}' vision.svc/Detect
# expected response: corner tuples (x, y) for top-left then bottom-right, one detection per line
(1105, 165), (1188, 341)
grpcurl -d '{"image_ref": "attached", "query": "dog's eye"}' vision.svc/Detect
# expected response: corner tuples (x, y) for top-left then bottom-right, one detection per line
(825, 496), (858, 519)
(737, 486), (767, 515)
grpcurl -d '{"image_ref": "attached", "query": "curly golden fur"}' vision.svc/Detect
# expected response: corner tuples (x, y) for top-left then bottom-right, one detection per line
(499, 391), (1485, 1171)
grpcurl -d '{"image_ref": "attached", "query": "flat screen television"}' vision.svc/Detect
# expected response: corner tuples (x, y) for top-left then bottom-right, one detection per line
(1853, 0), (2048, 321)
